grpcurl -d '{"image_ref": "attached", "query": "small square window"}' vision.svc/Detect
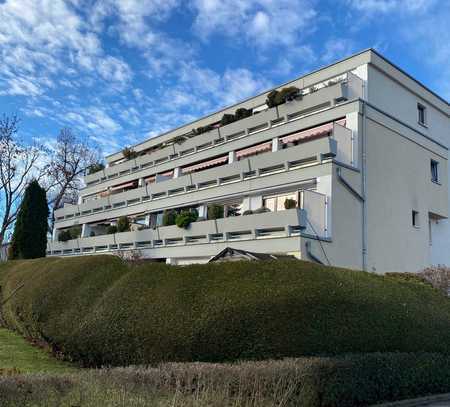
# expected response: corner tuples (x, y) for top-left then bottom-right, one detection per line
(431, 160), (439, 183)
(412, 210), (420, 228)
(418, 103), (427, 125)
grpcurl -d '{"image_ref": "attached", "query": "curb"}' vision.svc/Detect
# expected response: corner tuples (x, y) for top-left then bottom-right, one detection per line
(372, 393), (450, 407)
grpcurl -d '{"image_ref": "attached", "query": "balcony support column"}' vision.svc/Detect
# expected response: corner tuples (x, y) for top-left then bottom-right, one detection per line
(272, 137), (279, 152)
(173, 167), (181, 178)
(228, 151), (235, 164)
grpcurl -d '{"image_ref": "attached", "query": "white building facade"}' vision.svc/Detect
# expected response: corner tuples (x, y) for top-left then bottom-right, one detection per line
(48, 49), (450, 273)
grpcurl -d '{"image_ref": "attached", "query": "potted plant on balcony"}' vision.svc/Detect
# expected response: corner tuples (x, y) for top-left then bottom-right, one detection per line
(122, 147), (138, 160)
(175, 209), (198, 229)
(207, 204), (224, 220)
(117, 216), (130, 232)
(162, 210), (177, 226)
(86, 162), (105, 175)
(284, 198), (297, 209)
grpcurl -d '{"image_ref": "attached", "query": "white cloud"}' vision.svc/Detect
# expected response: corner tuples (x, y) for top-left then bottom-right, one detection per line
(321, 39), (356, 63)
(347, 0), (436, 14)
(0, 0), (134, 96)
(191, 0), (317, 48)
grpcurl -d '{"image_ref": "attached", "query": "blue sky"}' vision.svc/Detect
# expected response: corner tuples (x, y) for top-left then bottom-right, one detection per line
(1, 0), (449, 157)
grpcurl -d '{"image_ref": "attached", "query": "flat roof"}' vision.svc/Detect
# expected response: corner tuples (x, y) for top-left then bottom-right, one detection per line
(105, 48), (449, 160)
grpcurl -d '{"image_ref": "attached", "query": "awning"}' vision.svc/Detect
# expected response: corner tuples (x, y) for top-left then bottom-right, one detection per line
(144, 175), (156, 184)
(182, 155), (228, 174)
(280, 119), (346, 145)
(99, 190), (110, 197)
(110, 181), (137, 191)
(236, 141), (272, 159)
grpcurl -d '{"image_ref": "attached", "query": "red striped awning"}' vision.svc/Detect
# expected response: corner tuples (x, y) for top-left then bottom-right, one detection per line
(182, 155), (228, 174)
(110, 181), (137, 191)
(236, 141), (272, 159)
(280, 120), (346, 145)
(145, 175), (156, 184)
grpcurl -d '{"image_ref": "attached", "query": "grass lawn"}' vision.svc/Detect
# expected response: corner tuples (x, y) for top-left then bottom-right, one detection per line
(0, 327), (75, 374)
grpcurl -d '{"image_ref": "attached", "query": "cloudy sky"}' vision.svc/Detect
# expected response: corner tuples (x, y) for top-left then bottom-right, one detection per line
(1, 0), (449, 156)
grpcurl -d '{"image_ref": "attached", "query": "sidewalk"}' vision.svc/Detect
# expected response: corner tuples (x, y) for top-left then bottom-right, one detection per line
(373, 393), (450, 407)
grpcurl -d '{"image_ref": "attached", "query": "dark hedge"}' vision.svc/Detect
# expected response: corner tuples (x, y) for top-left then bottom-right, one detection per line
(1, 256), (450, 367)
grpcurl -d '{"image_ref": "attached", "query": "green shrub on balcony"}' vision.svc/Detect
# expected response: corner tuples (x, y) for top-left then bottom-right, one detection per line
(284, 199), (297, 210)
(234, 107), (252, 120)
(106, 225), (118, 234)
(266, 86), (300, 108)
(58, 230), (72, 242)
(207, 204), (224, 220)
(117, 216), (130, 233)
(193, 124), (215, 135)
(162, 210), (177, 226)
(87, 163), (105, 175)
(58, 226), (81, 242)
(175, 209), (198, 229)
(122, 147), (138, 160)
(220, 113), (236, 126)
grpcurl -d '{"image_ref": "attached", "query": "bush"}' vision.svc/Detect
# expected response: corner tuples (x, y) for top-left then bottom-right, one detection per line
(122, 147), (138, 160)
(207, 204), (224, 220)
(58, 230), (72, 242)
(253, 207), (271, 214)
(220, 113), (236, 126)
(242, 210), (253, 216)
(3, 354), (450, 406)
(87, 163), (105, 175)
(193, 124), (215, 135)
(266, 87), (300, 108)
(234, 107), (252, 121)
(106, 225), (117, 235)
(3, 257), (450, 367)
(175, 210), (198, 229)
(284, 198), (297, 209)
(9, 180), (48, 259)
(162, 210), (177, 226)
(58, 226), (82, 242)
(420, 265), (450, 295)
(116, 217), (130, 233)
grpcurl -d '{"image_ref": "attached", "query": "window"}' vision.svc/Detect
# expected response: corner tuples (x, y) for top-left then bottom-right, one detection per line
(431, 160), (439, 183)
(412, 210), (420, 228)
(263, 192), (298, 212)
(418, 103), (427, 125)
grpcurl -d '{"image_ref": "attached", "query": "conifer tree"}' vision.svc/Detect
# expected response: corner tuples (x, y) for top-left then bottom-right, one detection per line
(9, 180), (49, 259)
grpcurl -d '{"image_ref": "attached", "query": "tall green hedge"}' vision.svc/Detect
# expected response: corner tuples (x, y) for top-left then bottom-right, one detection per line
(2, 257), (450, 367)
(9, 180), (48, 259)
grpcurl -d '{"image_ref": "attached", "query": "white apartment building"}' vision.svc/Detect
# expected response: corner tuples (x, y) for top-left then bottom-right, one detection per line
(48, 49), (450, 273)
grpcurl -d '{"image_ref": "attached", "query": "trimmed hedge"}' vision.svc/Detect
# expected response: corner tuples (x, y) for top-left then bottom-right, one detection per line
(2, 257), (450, 367)
(2, 354), (450, 406)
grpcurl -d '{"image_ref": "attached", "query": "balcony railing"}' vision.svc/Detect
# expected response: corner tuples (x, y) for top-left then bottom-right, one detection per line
(54, 135), (339, 224)
(48, 208), (307, 256)
(83, 74), (361, 188)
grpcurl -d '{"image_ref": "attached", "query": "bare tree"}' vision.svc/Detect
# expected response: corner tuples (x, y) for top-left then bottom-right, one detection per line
(0, 115), (45, 246)
(45, 128), (101, 230)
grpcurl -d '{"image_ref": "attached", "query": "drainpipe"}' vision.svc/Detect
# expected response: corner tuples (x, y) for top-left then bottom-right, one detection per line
(361, 101), (368, 271)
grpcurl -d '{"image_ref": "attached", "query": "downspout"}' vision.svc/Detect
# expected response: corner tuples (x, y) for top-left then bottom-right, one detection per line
(361, 101), (368, 271)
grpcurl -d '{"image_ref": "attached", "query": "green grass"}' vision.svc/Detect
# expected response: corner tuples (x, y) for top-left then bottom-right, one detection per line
(0, 328), (75, 374)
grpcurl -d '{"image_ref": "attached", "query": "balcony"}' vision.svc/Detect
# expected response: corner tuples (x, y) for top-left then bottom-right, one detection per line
(49, 208), (306, 255)
(83, 73), (362, 189)
(53, 135), (340, 225)
(49, 187), (328, 258)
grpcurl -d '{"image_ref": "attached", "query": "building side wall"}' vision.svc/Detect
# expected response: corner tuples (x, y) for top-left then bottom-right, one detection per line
(367, 64), (450, 268)
(364, 118), (448, 273)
